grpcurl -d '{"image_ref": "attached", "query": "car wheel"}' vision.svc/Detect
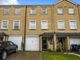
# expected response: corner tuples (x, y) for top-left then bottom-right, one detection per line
(2, 51), (7, 60)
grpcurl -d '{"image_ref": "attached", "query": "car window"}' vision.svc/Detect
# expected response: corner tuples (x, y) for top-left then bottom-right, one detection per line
(9, 42), (14, 45)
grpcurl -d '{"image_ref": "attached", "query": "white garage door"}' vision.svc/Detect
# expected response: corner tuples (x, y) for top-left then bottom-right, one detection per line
(25, 36), (39, 51)
(70, 38), (80, 45)
(8, 36), (22, 50)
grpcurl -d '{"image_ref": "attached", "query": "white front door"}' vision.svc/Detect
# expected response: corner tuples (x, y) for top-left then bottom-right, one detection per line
(70, 38), (80, 45)
(8, 35), (22, 50)
(25, 36), (39, 51)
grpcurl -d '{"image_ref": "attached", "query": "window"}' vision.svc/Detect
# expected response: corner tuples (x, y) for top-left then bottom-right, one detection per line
(41, 20), (48, 29)
(57, 8), (63, 14)
(4, 9), (9, 15)
(30, 8), (36, 14)
(41, 8), (47, 14)
(29, 20), (36, 29)
(68, 8), (74, 14)
(1, 20), (8, 29)
(69, 21), (77, 29)
(13, 20), (20, 29)
(9, 42), (14, 45)
(15, 8), (21, 14)
(57, 20), (65, 29)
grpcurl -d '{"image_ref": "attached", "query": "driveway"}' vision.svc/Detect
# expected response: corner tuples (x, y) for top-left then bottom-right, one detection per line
(7, 52), (42, 60)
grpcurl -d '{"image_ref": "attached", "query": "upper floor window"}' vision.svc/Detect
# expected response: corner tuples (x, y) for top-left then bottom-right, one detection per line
(41, 8), (47, 14)
(30, 8), (36, 14)
(1, 20), (8, 29)
(41, 20), (48, 29)
(15, 8), (21, 14)
(69, 21), (77, 29)
(68, 8), (74, 14)
(57, 20), (65, 29)
(13, 20), (20, 29)
(29, 20), (36, 29)
(57, 8), (63, 14)
(4, 9), (9, 15)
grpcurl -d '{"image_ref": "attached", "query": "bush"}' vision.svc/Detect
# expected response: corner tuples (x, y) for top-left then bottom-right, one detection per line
(48, 49), (53, 52)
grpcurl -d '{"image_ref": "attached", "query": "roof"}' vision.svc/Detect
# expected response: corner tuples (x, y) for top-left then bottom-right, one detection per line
(0, 32), (8, 36)
(52, 0), (79, 7)
(41, 32), (80, 37)
(56, 32), (80, 36)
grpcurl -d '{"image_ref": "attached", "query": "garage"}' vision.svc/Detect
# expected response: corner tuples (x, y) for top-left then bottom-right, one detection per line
(25, 36), (39, 51)
(70, 38), (80, 45)
(8, 35), (22, 50)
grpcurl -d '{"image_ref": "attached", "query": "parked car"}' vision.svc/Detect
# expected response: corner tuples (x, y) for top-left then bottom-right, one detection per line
(0, 41), (18, 60)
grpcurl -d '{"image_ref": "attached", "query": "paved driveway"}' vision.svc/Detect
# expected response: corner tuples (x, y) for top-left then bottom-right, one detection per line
(7, 52), (42, 60)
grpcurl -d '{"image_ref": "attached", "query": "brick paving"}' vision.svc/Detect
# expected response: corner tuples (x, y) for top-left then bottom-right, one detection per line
(7, 52), (42, 60)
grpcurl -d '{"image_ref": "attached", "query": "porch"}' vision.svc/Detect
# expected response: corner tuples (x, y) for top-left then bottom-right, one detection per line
(40, 32), (80, 52)
(0, 32), (8, 41)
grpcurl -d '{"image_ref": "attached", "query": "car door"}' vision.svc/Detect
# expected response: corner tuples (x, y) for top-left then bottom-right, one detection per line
(9, 41), (17, 52)
(6, 41), (16, 53)
(6, 42), (12, 53)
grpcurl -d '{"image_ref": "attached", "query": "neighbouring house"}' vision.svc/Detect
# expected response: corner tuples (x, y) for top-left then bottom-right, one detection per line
(0, 0), (80, 52)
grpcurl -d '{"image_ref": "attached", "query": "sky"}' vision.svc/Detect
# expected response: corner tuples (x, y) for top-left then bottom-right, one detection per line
(0, 0), (80, 5)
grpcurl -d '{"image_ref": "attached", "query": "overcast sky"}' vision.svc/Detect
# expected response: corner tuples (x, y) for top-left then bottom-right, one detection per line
(0, 0), (80, 5)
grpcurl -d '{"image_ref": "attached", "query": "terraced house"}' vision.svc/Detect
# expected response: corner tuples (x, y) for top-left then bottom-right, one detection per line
(0, 0), (80, 52)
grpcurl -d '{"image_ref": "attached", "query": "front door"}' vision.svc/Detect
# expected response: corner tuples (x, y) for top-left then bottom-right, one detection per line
(42, 37), (48, 51)
(57, 37), (66, 51)
(0, 37), (3, 41)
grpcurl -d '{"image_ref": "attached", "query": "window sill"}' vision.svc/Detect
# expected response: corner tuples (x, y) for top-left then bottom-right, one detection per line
(30, 14), (36, 15)
(68, 13), (75, 15)
(41, 29), (48, 30)
(14, 14), (21, 15)
(57, 14), (63, 15)
(0, 28), (8, 30)
(29, 29), (36, 30)
(12, 29), (20, 30)
(41, 13), (47, 15)
(70, 29), (77, 30)
(57, 29), (65, 30)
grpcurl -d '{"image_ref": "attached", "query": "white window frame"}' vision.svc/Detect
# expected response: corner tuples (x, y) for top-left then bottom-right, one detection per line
(13, 20), (20, 29)
(30, 8), (36, 14)
(29, 20), (36, 29)
(15, 8), (21, 14)
(1, 20), (8, 29)
(57, 8), (63, 14)
(68, 8), (74, 14)
(57, 20), (65, 29)
(69, 20), (77, 29)
(41, 20), (48, 29)
(4, 9), (9, 15)
(41, 8), (47, 14)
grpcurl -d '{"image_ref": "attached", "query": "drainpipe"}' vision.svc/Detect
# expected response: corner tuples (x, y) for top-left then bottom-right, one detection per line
(77, 5), (80, 27)
(23, 5), (27, 51)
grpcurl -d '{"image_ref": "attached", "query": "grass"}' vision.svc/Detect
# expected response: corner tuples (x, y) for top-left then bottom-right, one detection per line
(42, 52), (80, 60)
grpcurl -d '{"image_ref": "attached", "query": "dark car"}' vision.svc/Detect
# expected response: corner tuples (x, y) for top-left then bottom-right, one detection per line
(0, 41), (18, 60)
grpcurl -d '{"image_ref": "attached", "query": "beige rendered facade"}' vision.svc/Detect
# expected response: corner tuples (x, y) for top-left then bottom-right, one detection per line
(0, 0), (80, 51)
